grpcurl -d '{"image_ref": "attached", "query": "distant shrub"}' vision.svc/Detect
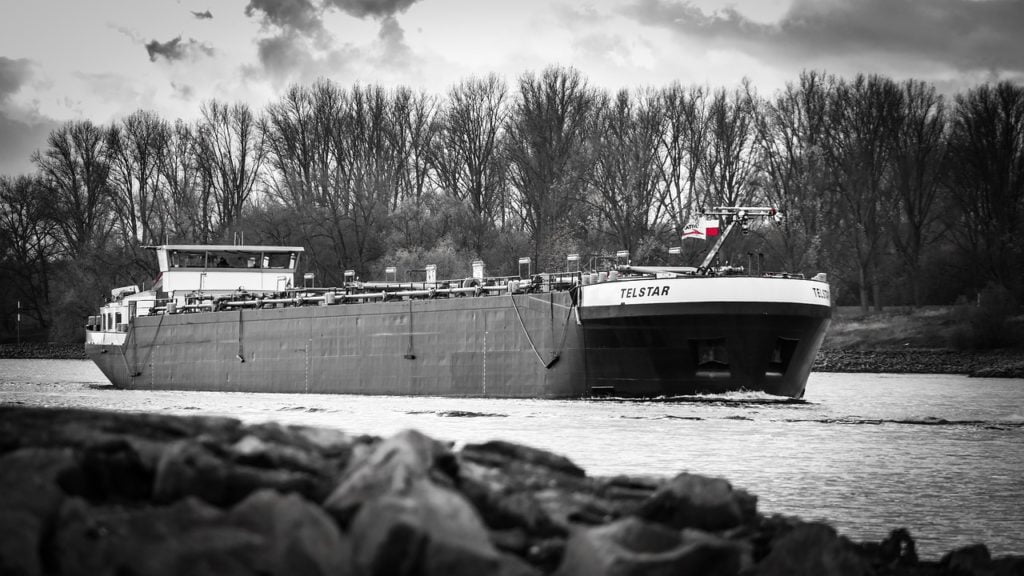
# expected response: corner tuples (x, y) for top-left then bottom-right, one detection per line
(948, 284), (1021, 350)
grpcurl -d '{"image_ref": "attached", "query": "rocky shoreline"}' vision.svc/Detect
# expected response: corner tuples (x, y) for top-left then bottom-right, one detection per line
(5, 342), (1024, 379)
(814, 348), (1024, 378)
(0, 342), (87, 360)
(1, 405), (1020, 576)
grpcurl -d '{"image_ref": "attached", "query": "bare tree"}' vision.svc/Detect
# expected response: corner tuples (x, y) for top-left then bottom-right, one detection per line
(749, 71), (832, 273)
(106, 110), (167, 251)
(890, 80), (948, 305)
(156, 120), (213, 243)
(702, 82), (759, 208)
(195, 100), (267, 234)
(506, 66), (598, 269)
(947, 81), (1024, 296)
(327, 84), (401, 272)
(261, 81), (345, 279)
(432, 74), (509, 219)
(388, 87), (439, 208)
(657, 83), (709, 233)
(431, 74), (510, 254)
(263, 80), (341, 210)
(587, 88), (666, 260)
(32, 120), (114, 257)
(0, 175), (59, 332)
(822, 74), (903, 312)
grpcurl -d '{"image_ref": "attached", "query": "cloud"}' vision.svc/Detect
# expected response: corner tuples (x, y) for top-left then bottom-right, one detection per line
(254, 32), (315, 82)
(245, 0), (325, 37)
(243, 0), (424, 86)
(624, 0), (1024, 84)
(0, 57), (33, 102)
(171, 81), (196, 100)
(145, 37), (215, 63)
(0, 112), (57, 176)
(250, 31), (366, 87)
(0, 57), (53, 176)
(111, 24), (145, 44)
(192, 10), (214, 19)
(377, 16), (412, 67)
(245, 0), (423, 31)
(324, 0), (422, 19)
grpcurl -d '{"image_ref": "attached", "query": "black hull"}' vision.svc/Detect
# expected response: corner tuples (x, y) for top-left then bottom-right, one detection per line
(86, 289), (830, 398)
(579, 303), (829, 398)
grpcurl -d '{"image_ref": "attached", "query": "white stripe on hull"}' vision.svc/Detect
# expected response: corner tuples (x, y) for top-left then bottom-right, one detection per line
(581, 276), (831, 308)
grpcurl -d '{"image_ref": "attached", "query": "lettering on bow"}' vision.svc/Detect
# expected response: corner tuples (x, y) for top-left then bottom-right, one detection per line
(620, 286), (671, 299)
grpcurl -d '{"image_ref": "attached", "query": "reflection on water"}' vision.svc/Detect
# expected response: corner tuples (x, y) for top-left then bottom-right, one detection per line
(2, 359), (1022, 558)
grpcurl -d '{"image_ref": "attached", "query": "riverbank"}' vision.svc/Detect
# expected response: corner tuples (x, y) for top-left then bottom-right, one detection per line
(817, 305), (1024, 377)
(1, 405), (1020, 575)
(0, 342), (85, 360)
(814, 348), (1024, 378)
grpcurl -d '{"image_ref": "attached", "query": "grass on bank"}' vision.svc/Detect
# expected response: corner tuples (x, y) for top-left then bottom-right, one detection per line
(825, 304), (1024, 351)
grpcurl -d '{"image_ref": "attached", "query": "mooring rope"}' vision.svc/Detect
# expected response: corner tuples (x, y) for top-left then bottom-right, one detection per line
(123, 309), (167, 380)
(510, 293), (574, 369)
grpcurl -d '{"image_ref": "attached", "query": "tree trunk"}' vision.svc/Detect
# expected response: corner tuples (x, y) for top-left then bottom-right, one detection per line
(859, 264), (869, 314)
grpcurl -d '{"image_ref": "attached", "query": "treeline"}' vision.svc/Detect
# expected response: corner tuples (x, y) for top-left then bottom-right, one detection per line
(2, 67), (1023, 343)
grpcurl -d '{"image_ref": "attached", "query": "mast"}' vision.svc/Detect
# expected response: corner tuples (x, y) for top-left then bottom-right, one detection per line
(697, 207), (779, 275)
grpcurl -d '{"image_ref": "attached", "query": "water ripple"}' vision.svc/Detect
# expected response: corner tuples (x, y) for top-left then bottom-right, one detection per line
(782, 416), (1024, 429)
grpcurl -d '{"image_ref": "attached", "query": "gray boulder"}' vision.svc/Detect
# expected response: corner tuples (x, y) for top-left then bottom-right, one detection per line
(153, 439), (321, 506)
(52, 496), (262, 576)
(554, 515), (750, 576)
(0, 448), (76, 576)
(228, 488), (352, 576)
(752, 522), (871, 576)
(633, 472), (757, 532)
(326, 429), (534, 576)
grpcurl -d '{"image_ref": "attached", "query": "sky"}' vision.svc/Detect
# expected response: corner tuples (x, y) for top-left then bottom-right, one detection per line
(2, 0), (1023, 177)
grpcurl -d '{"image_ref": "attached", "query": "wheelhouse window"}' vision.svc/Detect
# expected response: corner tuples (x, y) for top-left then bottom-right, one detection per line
(166, 249), (297, 270)
(207, 250), (262, 269)
(169, 250), (206, 268)
(265, 252), (296, 269)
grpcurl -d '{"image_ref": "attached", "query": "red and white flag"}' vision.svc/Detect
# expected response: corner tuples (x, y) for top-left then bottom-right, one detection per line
(700, 217), (720, 237)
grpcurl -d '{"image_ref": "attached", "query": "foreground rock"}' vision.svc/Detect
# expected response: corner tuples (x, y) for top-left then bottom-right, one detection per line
(0, 406), (1021, 576)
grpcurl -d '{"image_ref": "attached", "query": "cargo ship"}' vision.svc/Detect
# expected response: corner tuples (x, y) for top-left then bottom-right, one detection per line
(85, 207), (832, 398)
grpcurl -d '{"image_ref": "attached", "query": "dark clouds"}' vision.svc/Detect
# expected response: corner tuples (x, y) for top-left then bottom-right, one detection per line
(192, 10), (213, 19)
(324, 0), (421, 19)
(624, 0), (1024, 83)
(254, 32), (314, 79)
(0, 57), (33, 101)
(0, 113), (56, 176)
(0, 58), (58, 176)
(377, 15), (412, 65)
(244, 0), (421, 85)
(145, 36), (215, 63)
(245, 0), (327, 41)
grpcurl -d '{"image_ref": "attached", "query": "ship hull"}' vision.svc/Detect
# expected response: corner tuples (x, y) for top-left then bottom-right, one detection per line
(86, 278), (831, 398)
(578, 303), (829, 397)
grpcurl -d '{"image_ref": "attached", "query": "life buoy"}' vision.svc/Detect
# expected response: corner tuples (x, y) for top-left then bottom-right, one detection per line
(462, 277), (481, 289)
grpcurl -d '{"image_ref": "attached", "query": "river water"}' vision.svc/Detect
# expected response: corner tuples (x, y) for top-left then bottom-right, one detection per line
(2, 359), (1022, 558)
